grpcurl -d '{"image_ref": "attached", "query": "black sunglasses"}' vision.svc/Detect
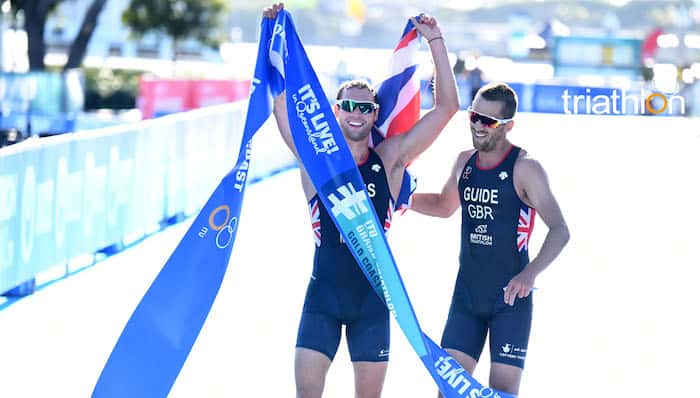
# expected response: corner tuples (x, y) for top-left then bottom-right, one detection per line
(467, 106), (513, 128)
(336, 99), (379, 114)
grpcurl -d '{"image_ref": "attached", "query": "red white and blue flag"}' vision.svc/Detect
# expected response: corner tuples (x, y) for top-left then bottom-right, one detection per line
(373, 22), (422, 144)
(309, 198), (322, 246)
(517, 205), (536, 252)
(372, 20), (422, 214)
(384, 201), (394, 232)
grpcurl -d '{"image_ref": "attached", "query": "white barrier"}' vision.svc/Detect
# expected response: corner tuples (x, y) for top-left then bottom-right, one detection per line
(0, 101), (295, 294)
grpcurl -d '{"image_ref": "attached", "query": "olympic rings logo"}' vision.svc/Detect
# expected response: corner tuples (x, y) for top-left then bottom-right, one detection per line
(208, 205), (238, 249)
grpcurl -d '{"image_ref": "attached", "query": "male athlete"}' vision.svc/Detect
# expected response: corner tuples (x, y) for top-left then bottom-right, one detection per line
(411, 82), (569, 395)
(263, 3), (458, 397)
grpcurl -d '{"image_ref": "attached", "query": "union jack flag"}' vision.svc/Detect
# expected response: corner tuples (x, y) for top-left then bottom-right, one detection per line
(384, 201), (394, 232)
(373, 21), (421, 143)
(372, 18), (422, 214)
(309, 198), (321, 247)
(517, 206), (536, 252)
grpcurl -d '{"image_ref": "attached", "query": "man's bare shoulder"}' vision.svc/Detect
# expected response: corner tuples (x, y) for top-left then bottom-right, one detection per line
(514, 150), (547, 179)
(457, 149), (476, 163)
(451, 149), (476, 176)
(455, 149), (477, 165)
(374, 138), (401, 173)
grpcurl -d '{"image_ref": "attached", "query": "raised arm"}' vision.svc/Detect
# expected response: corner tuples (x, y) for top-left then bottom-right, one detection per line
(503, 158), (570, 305)
(263, 3), (297, 159)
(379, 15), (459, 169)
(411, 151), (470, 218)
(272, 91), (301, 160)
(272, 88), (320, 200)
(264, 4), (317, 199)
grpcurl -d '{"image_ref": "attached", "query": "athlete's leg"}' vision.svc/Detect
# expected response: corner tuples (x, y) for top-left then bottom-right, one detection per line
(295, 313), (340, 398)
(489, 362), (523, 395)
(295, 347), (332, 398)
(438, 292), (488, 398)
(352, 361), (388, 398)
(487, 295), (532, 395)
(445, 348), (478, 373)
(295, 279), (342, 397)
(436, 349), (478, 398)
(347, 293), (390, 398)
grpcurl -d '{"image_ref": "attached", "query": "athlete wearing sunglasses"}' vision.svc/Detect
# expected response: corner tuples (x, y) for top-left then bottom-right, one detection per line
(336, 99), (379, 114)
(266, 3), (459, 398)
(411, 82), (569, 396)
(467, 106), (513, 129)
(467, 95), (516, 153)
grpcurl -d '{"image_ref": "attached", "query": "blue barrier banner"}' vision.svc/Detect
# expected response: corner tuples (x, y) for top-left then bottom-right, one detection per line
(533, 85), (618, 114)
(34, 141), (64, 268)
(90, 19), (283, 397)
(0, 148), (31, 288)
(271, 10), (514, 398)
(530, 84), (685, 116)
(1, 104), (250, 295)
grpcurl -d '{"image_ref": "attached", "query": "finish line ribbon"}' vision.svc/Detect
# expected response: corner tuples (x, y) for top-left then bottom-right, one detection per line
(270, 10), (515, 398)
(91, 19), (283, 397)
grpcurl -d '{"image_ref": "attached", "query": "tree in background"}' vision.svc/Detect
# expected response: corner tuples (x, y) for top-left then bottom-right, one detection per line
(9, 0), (107, 70)
(122, 0), (228, 62)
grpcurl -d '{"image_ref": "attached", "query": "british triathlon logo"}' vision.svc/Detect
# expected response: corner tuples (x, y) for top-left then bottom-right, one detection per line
(470, 223), (493, 246)
(561, 87), (686, 115)
(328, 183), (369, 220)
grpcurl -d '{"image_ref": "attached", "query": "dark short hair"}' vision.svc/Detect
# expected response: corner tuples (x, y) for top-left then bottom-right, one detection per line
(336, 80), (379, 104)
(476, 82), (518, 119)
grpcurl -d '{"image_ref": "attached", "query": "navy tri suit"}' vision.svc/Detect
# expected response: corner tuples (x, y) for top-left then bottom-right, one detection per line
(297, 148), (394, 362)
(441, 145), (536, 368)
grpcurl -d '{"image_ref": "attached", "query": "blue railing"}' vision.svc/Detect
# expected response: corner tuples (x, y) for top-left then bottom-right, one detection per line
(0, 101), (294, 295)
